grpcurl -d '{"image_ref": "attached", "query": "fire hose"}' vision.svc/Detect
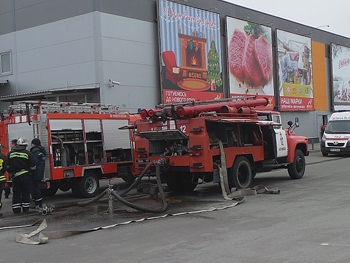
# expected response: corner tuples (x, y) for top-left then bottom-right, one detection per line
(77, 158), (168, 213)
(214, 139), (280, 200)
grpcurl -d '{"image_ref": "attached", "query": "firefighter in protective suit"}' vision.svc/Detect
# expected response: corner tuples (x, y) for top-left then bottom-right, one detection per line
(0, 144), (7, 217)
(7, 138), (36, 213)
(30, 138), (46, 211)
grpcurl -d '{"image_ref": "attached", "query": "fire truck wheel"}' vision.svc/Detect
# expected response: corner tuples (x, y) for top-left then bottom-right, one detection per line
(251, 170), (257, 179)
(74, 173), (100, 198)
(41, 184), (59, 197)
(288, 149), (305, 179)
(166, 173), (198, 193)
(230, 156), (252, 189)
(58, 181), (71, 192)
(321, 152), (328, 157)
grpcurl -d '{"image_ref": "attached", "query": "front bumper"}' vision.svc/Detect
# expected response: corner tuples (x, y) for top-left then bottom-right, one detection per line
(321, 145), (350, 155)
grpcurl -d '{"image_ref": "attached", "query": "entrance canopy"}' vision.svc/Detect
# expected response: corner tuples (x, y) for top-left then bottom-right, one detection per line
(0, 83), (99, 102)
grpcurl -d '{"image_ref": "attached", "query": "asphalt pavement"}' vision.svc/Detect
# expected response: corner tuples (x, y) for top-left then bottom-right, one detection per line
(1, 143), (349, 263)
(0, 142), (323, 225)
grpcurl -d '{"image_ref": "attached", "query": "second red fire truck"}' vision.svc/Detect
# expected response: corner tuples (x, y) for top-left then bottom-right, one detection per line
(0, 101), (141, 198)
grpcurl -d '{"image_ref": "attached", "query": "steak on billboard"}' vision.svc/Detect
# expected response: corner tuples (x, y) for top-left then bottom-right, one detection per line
(226, 18), (274, 109)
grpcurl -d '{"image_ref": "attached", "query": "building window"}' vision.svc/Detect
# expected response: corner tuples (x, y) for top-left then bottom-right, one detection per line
(1, 51), (12, 75)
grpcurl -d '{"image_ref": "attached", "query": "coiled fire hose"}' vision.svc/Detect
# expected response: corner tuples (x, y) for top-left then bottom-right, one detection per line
(77, 158), (168, 213)
(214, 139), (280, 200)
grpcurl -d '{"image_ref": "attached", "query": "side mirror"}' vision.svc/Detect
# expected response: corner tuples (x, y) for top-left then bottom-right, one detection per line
(295, 117), (299, 127)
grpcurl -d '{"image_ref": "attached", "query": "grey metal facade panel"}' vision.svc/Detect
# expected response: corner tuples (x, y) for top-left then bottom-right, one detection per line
(99, 0), (157, 22)
(15, 13), (94, 52)
(14, 0), (94, 31)
(0, 8), (14, 35)
(0, 0), (349, 46)
(0, 0), (13, 14)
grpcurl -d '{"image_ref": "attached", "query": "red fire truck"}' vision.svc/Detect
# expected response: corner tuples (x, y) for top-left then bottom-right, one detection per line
(0, 101), (140, 197)
(133, 96), (309, 193)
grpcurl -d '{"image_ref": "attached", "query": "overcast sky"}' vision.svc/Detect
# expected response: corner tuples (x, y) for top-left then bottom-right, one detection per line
(223, 0), (349, 38)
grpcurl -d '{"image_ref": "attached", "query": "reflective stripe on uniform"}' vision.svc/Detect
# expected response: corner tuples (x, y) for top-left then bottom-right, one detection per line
(0, 175), (5, 182)
(22, 202), (30, 208)
(0, 159), (4, 171)
(9, 152), (29, 159)
(13, 169), (29, 178)
(12, 203), (21, 209)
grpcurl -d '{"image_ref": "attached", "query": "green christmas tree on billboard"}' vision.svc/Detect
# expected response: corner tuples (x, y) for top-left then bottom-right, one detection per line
(206, 36), (222, 91)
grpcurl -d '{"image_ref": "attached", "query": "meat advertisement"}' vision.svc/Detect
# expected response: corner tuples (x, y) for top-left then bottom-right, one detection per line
(226, 17), (274, 109)
(157, 0), (224, 104)
(276, 29), (314, 111)
(331, 43), (350, 111)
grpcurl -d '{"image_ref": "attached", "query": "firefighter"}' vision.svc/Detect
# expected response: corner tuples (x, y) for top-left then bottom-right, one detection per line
(7, 137), (36, 213)
(30, 138), (46, 211)
(3, 139), (17, 199)
(0, 144), (8, 217)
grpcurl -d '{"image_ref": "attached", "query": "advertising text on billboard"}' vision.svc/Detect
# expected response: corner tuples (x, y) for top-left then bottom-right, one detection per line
(158, 0), (223, 104)
(276, 29), (314, 111)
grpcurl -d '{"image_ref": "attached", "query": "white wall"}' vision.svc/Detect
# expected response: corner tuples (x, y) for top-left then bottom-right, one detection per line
(99, 13), (160, 111)
(0, 12), (160, 112)
(1, 13), (96, 94)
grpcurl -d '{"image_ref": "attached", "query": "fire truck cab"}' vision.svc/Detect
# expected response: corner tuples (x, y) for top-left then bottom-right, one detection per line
(133, 97), (309, 192)
(0, 101), (140, 198)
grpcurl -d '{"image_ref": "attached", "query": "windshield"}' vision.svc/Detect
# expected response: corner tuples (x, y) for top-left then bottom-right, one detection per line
(325, 121), (350, 134)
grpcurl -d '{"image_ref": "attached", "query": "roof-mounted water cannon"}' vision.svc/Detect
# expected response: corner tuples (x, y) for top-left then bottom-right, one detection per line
(140, 109), (149, 119)
(237, 106), (256, 114)
(140, 108), (165, 119)
(220, 106), (238, 113)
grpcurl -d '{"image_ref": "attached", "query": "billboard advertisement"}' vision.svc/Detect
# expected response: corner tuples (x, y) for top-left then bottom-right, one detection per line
(331, 43), (350, 111)
(158, 0), (223, 104)
(276, 29), (314, 111)
(226, 17), (274, 109)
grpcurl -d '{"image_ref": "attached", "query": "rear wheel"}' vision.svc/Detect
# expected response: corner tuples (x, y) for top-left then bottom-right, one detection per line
(58, 181), (71, 192)
(288, 149), (305, 179)
(229, 156), (253, 189)
(41, 183), (59, 197)
(167, 173), (198, 193)
(72, 173), (100, 198)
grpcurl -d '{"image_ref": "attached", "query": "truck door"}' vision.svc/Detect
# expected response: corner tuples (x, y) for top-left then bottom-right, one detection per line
(271, 115), (288, 158)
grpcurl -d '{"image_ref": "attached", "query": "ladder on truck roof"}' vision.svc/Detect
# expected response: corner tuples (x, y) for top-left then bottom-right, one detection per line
(3, 101), (123, 115)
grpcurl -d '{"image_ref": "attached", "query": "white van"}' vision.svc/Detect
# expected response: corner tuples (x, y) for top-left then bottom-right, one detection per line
(321, 111), (350, 156)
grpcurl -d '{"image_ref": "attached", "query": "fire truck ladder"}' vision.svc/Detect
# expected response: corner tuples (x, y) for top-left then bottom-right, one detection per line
(4, 101), (123, 115)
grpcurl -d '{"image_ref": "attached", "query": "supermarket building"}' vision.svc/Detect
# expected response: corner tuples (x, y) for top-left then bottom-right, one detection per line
(1, 0), (350, 139)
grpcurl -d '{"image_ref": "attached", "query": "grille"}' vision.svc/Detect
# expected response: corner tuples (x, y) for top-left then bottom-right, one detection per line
(327, 142), (345, 147)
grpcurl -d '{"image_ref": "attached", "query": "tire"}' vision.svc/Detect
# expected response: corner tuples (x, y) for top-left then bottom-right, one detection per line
(74, 173), (100, 198)
(58, 181), (71, 192)
(121, 173), (136, 183)
(167, 173), (198, 193)
(41, 183), (59, 197)
(288, 149), (306, 179)
(251, 170), (257, 179)
(229, 156), (253, 189)
(322, 152), (328, 157)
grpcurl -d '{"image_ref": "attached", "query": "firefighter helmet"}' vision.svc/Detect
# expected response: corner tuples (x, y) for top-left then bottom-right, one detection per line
(17, 137), (29, 146)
